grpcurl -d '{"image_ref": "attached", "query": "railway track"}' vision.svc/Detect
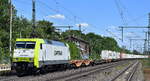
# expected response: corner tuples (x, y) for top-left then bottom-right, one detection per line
(126, 62), (139, 81)
(48, 60), (134, 81)
(0, 60), (134, 81)
(111, 60), (139, 81)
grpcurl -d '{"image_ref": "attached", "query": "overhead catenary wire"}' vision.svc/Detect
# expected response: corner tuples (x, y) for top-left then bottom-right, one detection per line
(14, 0), (115, 35)
(13, 0), (74, 25)
(114, 0), (128, 26)
(50, 0), (102, 33)
(114, 0), (144, 42)
(38, 0), (81, 26)
(113, 0), (144, 52)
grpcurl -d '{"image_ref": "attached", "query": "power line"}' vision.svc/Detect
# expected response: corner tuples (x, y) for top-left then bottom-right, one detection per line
(106, 29), (122, 41)
(14, 0), (104, 34)
(50, 0), (101, 32)
(114, 0), (146, 42)
(13, 0), (76, 31)
(114, 0), (128, 26)
(37, 0), (77, 25)
(120, 13), (150, 54)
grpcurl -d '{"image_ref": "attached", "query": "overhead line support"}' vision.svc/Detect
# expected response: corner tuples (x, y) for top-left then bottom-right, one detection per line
(9, 0), (13, 57)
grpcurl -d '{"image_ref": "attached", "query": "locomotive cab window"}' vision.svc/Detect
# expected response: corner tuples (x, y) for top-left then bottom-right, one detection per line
(26, 42), (36, 49)
(40, 44), (42, 49)
(16, 42), (26, 48)
(16, 41), (36, 49)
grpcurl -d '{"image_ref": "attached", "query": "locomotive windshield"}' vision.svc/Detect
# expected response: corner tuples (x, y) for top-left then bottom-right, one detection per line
(16, 41), (36, 49)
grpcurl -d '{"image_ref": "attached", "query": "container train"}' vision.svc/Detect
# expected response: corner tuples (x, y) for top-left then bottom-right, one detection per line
(12, 38), (149, 76)
(101, 50), (149, 62)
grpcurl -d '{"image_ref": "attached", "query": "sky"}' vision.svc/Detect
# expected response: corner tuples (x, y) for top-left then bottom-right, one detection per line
(12, 0), (150, 52)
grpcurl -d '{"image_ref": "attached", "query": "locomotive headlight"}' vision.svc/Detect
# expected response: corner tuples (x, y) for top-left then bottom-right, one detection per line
(16, 58), (19, 61)
(13, 58), (18, 61)
(29, 58), (33, 61)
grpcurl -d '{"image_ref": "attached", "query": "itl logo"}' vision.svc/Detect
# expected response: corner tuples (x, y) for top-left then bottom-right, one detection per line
(54, 50), (62, 55)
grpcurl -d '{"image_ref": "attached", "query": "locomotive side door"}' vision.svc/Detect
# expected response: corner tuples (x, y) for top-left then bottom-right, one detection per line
(39, 44), (46, 65)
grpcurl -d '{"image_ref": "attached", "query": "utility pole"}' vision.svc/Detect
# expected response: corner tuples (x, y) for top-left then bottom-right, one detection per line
(32, 0), (35, 29)
(148, 13), (150, 53)
(129, 39), (132, 49)
(9, 0), (13, 56)
(120, 27), (124, 42)
(144, 32), (148, 54)
(30, 0), (36, 37)
(129, 39), (145, 51)
(79, 24), (81, 32)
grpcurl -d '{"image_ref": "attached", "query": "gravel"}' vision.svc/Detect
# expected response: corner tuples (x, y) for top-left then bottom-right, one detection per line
(69, 61), (134, 81)
(0, 60), (134, 81)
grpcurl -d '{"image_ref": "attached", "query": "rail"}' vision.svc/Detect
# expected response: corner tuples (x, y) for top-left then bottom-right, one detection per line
(111, 61), (139, 81)
(126, 62), (139, 81)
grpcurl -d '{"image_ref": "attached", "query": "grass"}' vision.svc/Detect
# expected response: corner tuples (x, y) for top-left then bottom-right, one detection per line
(140, 59), (150, 68)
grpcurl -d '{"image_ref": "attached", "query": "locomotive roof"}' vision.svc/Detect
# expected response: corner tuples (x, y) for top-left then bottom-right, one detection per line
(44, 39), (66, 46)
(16, 38), (66, 47)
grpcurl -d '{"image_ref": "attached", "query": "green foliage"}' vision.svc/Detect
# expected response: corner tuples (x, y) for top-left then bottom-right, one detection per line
(62, 31), (132, 60)
(67, 42), (81, 60)
(85, 33), (103, 55)
(140, 59), (150, 68)
(89, 52), (100, 60)
(62, 30), (86, 39)
(36, 20), (61, 40)
(0, 0), (12, 63)
(85, 33), (124, 59)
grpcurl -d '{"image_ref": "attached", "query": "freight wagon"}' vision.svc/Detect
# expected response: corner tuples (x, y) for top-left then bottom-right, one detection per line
(101, 50), (149, 61)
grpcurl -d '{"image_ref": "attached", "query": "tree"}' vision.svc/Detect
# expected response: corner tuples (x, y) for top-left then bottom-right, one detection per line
(62, 30), (86, 40)
(36, 20), (60, 40)
(0, 0), (16, 63)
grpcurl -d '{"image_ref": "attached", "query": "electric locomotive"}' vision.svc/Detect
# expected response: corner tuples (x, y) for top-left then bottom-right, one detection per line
(12, 38), (70, 76)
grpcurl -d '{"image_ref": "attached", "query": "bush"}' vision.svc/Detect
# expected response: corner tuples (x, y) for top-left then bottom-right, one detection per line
(67, 42), (82, 60)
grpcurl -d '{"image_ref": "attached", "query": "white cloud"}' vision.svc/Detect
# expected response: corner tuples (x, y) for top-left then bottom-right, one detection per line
(76, 23), (89, 27)
(46, 14), (65, 19)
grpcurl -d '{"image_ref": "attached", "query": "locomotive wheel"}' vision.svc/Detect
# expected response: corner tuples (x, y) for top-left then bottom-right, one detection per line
(16, 70), (25, 77)
(40, 68), (46, 74)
